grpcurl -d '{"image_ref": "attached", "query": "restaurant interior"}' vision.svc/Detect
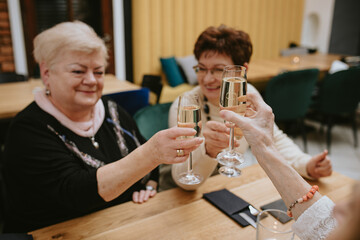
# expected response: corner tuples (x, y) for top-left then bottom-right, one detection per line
(0, 0), (359, 238)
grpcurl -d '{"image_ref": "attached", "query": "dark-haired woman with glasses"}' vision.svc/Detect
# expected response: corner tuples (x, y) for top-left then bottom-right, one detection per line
(160, 25), (332, 191)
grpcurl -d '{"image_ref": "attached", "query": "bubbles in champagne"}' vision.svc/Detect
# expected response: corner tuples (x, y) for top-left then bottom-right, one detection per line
(220, 77), (247, 116)
(178, 105), (202, 137)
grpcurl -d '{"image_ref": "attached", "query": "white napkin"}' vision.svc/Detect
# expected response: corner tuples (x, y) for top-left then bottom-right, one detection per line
(328, 60), (349, 74)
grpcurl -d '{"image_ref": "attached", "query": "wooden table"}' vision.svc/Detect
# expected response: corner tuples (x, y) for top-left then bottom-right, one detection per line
(0, 74), (139, 119)
(247, 53), (341, 91)
(30, 164), (355, 240)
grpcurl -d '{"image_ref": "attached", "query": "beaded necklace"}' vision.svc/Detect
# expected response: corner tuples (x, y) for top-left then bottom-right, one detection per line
(90, 112), (99, 149)
(203, 96), (211, 121)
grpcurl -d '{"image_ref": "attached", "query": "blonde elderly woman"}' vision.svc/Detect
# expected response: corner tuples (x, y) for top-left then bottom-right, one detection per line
(2, 21), (202, 233)
(220, 92), (360, 240)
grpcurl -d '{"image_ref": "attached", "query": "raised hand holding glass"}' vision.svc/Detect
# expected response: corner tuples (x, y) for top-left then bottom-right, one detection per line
(216, 65), (247, 177)
(177, 93), (203, 185)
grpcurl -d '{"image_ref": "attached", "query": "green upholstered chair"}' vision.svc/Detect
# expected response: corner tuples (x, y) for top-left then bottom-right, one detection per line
(265, 68), (319, 152)
(311, 67), (360, 153)
(133, 102), (172, 140)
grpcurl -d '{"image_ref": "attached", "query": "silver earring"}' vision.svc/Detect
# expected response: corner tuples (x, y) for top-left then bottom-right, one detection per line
(45, 89), (51, 96)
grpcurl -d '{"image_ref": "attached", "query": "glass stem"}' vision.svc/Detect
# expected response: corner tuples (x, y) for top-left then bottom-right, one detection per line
(229, 127), (235, 152)
(188, 152), (193, 174)
(188, 122), (198, 174)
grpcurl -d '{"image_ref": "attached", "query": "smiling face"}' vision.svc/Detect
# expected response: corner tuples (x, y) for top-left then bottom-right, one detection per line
(41, 50), (105, 120)
(197, 51), (234, 106)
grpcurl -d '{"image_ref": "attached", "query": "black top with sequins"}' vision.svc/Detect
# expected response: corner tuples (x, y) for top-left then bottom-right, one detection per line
(2, 97), (158, 233)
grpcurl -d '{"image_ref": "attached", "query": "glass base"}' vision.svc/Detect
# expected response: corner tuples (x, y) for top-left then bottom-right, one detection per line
(178, 172), (202, 185)
(218, 166), (242, 178)
(216, 150), (244, 167)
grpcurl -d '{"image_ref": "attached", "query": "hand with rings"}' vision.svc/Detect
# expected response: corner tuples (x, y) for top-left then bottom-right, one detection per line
(132, 180), (157, 204)
(176, 149), (185, 157)
(143, 127), (203, 165)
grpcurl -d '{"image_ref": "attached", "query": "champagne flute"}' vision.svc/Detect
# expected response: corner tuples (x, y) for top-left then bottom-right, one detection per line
(216, 65), (247, 177)
(177, 93), (203, 185)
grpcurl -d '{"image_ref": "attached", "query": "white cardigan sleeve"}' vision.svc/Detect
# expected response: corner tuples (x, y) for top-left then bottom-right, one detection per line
(292, 196), (337, 240)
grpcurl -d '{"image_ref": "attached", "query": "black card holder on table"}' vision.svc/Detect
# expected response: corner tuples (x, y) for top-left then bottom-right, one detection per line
(203, 188), (257, 227)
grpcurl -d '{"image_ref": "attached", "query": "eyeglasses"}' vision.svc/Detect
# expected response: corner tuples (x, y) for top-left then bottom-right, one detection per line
(193, 66), (224, 79)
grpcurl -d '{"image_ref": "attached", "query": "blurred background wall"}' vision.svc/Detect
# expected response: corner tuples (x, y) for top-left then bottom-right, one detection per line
(328, 0), (360, 56)
(131, 0), (304, 84)
(2, 0), (359, 84)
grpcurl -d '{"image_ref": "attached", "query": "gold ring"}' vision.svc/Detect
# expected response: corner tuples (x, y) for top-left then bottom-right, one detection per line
(176, 149), (185, 157)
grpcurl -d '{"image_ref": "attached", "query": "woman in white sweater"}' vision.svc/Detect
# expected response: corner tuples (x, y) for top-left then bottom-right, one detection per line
(163, 25), (332, 191)
(220, 92), (360, 240)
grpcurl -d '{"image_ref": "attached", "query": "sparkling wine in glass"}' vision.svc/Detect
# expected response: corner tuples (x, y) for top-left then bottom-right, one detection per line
(216, 65), (247, 177)
(177, 93), (203, 185)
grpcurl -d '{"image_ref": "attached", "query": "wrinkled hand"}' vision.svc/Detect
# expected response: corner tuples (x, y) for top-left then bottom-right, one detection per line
(146, 127), (203, 165)
(306, 150), (332, 179)
(132, 180), (157, 204)
(219, 92), (275, 155)
(203, 121), (239, 158)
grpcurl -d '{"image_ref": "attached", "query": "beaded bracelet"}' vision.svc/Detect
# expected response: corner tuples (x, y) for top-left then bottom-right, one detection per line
(287, 185), (319, 217)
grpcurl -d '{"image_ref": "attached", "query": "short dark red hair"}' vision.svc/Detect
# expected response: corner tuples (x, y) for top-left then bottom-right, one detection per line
(194, 25), (253, 65)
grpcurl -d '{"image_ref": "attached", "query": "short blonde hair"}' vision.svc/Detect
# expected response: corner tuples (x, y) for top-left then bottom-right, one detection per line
(33, 21), (108, 67)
